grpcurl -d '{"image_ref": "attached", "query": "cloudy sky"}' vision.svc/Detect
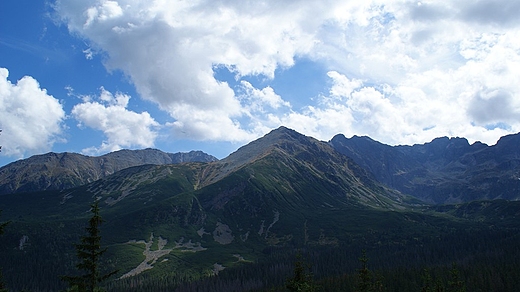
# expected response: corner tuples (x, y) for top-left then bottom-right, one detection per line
(1, 0), (519, 166)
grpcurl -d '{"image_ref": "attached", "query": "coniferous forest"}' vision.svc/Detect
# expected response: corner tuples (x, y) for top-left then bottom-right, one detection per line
(1, 201), (519, 291)
(1, 128), (520, 291)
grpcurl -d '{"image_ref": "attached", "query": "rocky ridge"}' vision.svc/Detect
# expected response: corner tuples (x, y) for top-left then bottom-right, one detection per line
(0, 149), (217, 195)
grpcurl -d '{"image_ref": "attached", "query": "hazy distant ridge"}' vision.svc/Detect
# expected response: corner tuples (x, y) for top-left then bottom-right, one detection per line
(330, 132), (520, 203)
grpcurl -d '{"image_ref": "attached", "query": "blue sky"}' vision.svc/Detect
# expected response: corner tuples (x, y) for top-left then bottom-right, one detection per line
(1, 0), (520, 166)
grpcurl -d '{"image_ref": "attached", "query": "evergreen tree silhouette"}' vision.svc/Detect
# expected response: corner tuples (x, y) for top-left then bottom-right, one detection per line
(286, 252), (318, 291)
(61, 201), (117, 292)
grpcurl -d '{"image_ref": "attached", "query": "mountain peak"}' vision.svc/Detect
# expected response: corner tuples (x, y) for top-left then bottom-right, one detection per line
(220, 126), (312, 168)
(195, 126), (407, 210)
(259, 126), (307, 144)
(200, 126), (346, 188)
(268, 125), (299, 135)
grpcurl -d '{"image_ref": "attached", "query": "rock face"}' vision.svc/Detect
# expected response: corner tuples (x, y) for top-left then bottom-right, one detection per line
(329, 133), (520, 203)
(0, 149), (217, 195)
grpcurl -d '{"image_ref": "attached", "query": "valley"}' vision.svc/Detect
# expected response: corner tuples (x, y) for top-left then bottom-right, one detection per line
(0, 127), (519, 291)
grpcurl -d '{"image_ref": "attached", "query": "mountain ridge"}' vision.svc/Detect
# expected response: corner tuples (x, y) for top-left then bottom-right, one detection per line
(195, 126), (409, 212)
(0, 148), (217, 195)
(330, 131), (520, 203)
(2, 127), (520, 204)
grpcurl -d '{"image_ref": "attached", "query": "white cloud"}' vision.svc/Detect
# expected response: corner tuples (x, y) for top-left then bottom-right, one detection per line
(83, 47), (94, 60)
(71, 87), (159, 155)
(239, 81), (290, 113)
(302, 64), (520, 146)
(0, 68), (65, 158)
(167, 103), (256, 142)
(327, 71), (363, 98)
(53, 0), (520, 147)
(53, 0), (322, 142)
(299, 1), (520, 145)
(85, 0), (123, 27)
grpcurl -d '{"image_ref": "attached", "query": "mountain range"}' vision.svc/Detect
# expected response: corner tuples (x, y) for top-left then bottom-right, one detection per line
(0, 126), (519, 291)
(2, 127), (520, 204)
(0, 149), (217, 195)
(330, 132), (520, 204)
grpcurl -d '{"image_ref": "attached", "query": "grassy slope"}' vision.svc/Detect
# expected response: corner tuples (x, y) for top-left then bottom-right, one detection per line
(0, 159), (519, 291)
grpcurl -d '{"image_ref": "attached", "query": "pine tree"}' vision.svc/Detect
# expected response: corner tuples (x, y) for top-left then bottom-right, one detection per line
(61, 201), (117, 292)
(357, 250), (372, 292)
(356, 250), (385, 292)
(285, 252), (318, 292)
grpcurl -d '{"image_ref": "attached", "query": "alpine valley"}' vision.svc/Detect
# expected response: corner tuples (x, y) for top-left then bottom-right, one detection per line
(0, 127), (519, 291)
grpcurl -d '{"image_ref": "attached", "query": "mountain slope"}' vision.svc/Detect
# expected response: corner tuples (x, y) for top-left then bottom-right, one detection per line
(54, 127), (409, 225)
(330, 133), (520, 203)
(0, 127), (419, 289)
(197, 126), (410, 210)
(0, 149), (217, 195)
(0, 127), (519, 291)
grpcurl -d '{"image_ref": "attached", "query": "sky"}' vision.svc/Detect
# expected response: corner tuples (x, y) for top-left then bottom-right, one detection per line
(1, 0), (520, 166)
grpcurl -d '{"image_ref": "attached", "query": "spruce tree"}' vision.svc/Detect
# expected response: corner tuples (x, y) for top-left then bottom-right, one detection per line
(285, 252), (318, 292)
(357, 250), (372, 292)
(61, 201), (117, 292)
(356, 250), (385, 292)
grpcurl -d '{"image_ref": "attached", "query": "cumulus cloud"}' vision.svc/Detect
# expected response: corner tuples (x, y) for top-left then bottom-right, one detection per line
(239, 81), (290, 113)
(0, 68), (65, 158)
(295, 59), (520, 146)
(53, 0), (520, 147)
(71, 87), (159, 155)
(54, 0), (318, 142)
